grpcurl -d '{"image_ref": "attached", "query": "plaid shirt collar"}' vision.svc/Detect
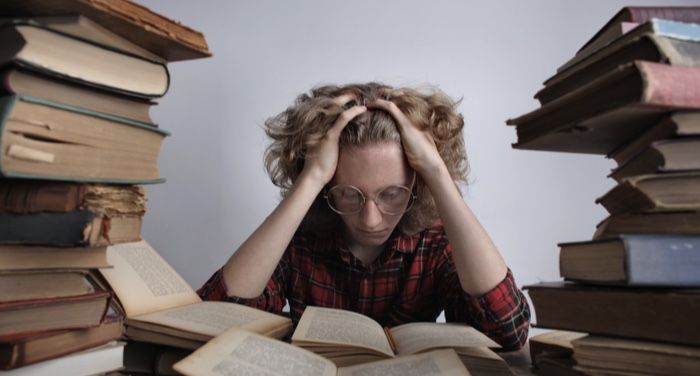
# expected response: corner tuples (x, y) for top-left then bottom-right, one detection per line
(322, 228), (419, 271)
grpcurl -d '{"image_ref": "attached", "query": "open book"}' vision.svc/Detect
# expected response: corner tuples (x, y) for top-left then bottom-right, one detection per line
(291, 306), (505, 370)
(98, 240), (292, 349)
(173, 327), (470, 376)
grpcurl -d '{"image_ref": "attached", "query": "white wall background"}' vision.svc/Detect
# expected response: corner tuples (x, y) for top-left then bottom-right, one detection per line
(137, 1), (700, 307)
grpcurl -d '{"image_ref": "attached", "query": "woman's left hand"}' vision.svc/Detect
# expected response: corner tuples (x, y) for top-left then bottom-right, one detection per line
(368, 99), (445, 178)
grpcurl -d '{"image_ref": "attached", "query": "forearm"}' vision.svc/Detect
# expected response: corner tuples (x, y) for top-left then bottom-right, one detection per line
(423, 164), (508, 296)
(223, 173), (323, 298)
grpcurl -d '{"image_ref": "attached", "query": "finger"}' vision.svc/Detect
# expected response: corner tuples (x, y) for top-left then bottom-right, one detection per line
(366, 99), (412, 129)
(327, 105), (366, 137)
(332, 94), (355, 107)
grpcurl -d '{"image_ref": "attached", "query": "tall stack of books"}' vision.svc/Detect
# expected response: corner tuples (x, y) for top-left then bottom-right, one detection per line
(507, 6), (700, 376)
(0, 0), (210, 375)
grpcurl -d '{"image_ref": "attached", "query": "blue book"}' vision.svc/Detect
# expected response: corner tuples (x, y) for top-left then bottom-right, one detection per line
(559, 234), (700, 287)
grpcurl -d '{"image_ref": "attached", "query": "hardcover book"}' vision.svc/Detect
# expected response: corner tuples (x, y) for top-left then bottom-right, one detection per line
(593, 211), (700, 239)
(609, 138), (700, 181)
(596, 172), (700, 215)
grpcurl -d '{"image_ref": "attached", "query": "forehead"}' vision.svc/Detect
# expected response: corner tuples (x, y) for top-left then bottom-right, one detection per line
(334, 142), (412, 189)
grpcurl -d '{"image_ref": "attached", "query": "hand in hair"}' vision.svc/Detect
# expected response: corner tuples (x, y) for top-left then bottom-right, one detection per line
(299, 95), (367, 186)
(368, 99), (444, 179)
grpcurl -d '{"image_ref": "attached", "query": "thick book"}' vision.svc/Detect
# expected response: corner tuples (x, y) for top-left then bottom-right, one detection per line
(0, 0), (210, 62)
(506, 62), (700, 155)
(593, 211), (700, 239)
(538, 20), (700, 104)
(0, 244), (109, 271)
(98, 240), (292, 349)
(596, 172), (700, 215)
(609, 138), (700, 182)
(0, 316), (121, 370)
(0, 21), (169, 98)
(559, 6), (700, 72)
(0, 181), (146, 214)
(0, 210), (141, 246)
(572, 335), (700, 376)
(174, 327), (470, 376)
(0, 95), (169, 184)
(291, 306), (502, 368)
(0, 340), (124, 376)
(0, 290), (110, 336)
(1, 68), (155, 125)
(525, 282), (700, 346)
(559, 235), (700, 286)
(0, 271), (94, 302)
(608, 112), (700, 166)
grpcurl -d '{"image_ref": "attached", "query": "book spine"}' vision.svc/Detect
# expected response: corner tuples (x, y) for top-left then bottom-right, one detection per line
(0, 211), (96, 246)
(625, 235), (700, 286)
(640, 62), (700, 107)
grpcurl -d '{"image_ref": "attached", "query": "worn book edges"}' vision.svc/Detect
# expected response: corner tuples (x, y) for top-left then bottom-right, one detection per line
(0, 244), (109, 271)
(0, 95), (169, 184)
(0, 21), (169, 98)
(1, 68), (155, 125)
(98, 240), (292, 349)
(608, 112), (700, 166)
(0, 317), (121, 370)
(0, 271), (95, 303)
(609, 138), (700, 182)
(525, 282), (700, 346)
(291, 306), (503, 370)
(559, 6), (700, 73)
(173, 327), (470, 376)
(559, 234), (700, 286)
(507, 62), (700, 155)
(593, 211), (700, 239)
(571, 335), (700, 376)
(0, 341), (124, 376)
(597, 172), (700, 215)
(0, 289), (110, 336)
(0, 0), (210, 62)
(528, 331), (587, 368)
(538, 19), (700, 104)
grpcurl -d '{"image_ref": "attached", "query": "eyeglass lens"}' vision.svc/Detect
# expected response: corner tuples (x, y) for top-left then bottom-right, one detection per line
(326, 185), (414, 215)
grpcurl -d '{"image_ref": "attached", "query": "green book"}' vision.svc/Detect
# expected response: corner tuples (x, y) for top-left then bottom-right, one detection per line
(0, 95), (169, 184)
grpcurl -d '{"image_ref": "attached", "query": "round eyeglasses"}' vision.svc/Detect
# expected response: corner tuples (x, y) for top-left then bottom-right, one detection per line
(324, 185), (417, 216)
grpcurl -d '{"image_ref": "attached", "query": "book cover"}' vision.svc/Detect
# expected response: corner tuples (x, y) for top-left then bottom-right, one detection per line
(596, 172), (700, 215)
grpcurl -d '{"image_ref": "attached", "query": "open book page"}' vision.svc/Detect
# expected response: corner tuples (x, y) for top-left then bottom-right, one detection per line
(129, 301), (292, 340)
(173, 328), (336, 376)
(337, 349), (470, 376)
(292, 306), (394, 357)
(99, 240), (200, 317)
(390, 322), (500, 356)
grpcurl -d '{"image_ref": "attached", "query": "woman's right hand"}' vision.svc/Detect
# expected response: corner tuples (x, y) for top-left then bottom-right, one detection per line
(299, 94), (366, 186)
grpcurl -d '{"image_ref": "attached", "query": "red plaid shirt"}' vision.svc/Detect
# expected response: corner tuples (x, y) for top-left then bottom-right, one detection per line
(198, 225), (530, 350)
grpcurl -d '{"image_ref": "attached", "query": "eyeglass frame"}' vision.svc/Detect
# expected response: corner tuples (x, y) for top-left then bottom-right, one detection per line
(323, 174), (418, 216)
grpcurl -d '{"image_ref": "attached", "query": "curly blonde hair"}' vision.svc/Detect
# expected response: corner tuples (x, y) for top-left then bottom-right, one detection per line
(264, 82), (469, 235)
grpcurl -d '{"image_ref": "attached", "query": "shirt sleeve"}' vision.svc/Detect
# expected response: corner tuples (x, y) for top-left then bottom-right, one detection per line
(437, 242), (531, 350)
(196, 254), (288, 315)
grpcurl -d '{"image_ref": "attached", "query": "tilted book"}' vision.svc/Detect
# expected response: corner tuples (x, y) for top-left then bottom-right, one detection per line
(593, 211), (700, 239)
(609, 138), (700, 182)
(596, 172), (700, 215)
(0, 95), (169, 184)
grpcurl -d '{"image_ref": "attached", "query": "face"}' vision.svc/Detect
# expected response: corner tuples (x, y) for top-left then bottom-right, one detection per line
(332, 142), (414, 249)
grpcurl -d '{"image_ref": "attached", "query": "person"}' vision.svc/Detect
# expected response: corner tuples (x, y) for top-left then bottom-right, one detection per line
(198, 82), (530, 350)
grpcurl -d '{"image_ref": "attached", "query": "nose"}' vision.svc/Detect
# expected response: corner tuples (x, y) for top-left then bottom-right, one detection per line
(359, 199), (383, 229)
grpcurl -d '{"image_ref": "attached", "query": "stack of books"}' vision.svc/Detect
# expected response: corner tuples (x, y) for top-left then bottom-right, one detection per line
(0, 0), (210, 375)
(507, 6), (700, 376)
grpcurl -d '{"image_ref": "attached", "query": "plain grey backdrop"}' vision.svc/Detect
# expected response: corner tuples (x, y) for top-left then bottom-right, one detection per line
(137, 0), (700, 316)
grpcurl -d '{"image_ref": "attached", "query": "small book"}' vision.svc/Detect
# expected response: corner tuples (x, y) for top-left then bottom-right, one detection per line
(0, 271), (94, 302)
(98, 240), (293, 349)
(0, 20), (169, 98)
(572, 335), (700, 376)
(524, 282), (700, 346)
(559, 235), (700, 286)
(123, 341), (191, 376)
(0, 316), (122, 370)
(291, 306), (502, 368)
(0, 95), (169, 184)
(593, 211), (700, 239)
(608, 112), (700, 166)
(1, 68), (155, 125)
(507, 62), (700, 155)
(0, 244), (109, 271)
(538, 19), (700, 104)
(559, 6), (700, 72)
(529, 330), (587, 368)
(0, 289), (110, 336)
(0, 340), (124, 376)
(173, 327), (471, 376)
(0, 0), (211, 62)
(596, 172), (700, 215)
(609, 138), (700, 182)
